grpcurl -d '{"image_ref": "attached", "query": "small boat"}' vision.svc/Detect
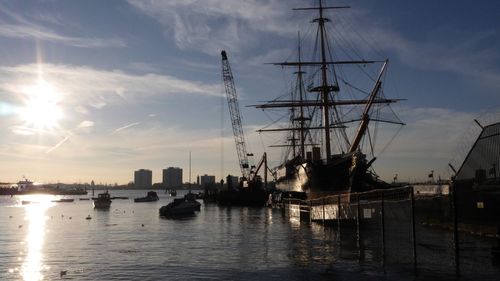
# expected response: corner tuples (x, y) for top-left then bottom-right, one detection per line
(159, 193), (201, 216)
(93, 192), (112, 208)
(111, 196), (129, 200)
(79, 198), (90, 200)
(169, 189), (177, 197)
(21, 200), (31, 205)
(134, 191), (159, 203)
(51, 199), (75, 203)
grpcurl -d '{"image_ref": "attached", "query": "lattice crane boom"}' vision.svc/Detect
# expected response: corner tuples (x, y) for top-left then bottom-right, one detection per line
(221, 50), (251, 180)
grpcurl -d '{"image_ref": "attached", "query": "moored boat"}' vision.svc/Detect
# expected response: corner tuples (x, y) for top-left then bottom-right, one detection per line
(51, 198), (75, 203)
(159, 193), (201, 216)
(134, 191), (159, 202)
(93, 192), (112, 208)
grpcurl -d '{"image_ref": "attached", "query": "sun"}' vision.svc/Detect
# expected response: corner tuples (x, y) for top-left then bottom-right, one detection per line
(20, 80), (63, 131)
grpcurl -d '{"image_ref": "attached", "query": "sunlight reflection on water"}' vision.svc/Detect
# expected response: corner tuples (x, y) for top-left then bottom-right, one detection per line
(21, 195), (54, 281)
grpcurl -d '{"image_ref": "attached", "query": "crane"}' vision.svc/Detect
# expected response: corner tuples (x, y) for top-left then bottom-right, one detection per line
(221, 50), (252, 181)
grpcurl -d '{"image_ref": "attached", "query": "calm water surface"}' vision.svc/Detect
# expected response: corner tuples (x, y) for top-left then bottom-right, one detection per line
(0, 190), (498, 280)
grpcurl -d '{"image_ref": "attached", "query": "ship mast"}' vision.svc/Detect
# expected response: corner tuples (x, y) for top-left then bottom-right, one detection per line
(255, 1), (402, 162)
(349, 60), (388, 153)
(289, 32), (308, 159)
(297, 33), (306, 159)
(294, 0), (349, 162)
(318, 0), (332, 161)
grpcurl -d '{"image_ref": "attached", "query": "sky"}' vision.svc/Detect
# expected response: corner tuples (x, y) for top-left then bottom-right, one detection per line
(0, 0), (499, 185)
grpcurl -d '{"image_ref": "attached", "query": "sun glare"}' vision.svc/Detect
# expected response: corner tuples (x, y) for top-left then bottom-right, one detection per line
(20, 80), (63, 131)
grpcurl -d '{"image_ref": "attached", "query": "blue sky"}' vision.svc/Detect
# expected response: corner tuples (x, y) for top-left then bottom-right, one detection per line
(0, 0), (499, 184)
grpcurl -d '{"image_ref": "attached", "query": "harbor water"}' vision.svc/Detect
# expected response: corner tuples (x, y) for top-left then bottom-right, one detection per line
(1, 189), (499, 280)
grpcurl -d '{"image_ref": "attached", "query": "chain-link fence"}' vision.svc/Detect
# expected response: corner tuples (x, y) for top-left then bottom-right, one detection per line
(282, 185), (500, 278)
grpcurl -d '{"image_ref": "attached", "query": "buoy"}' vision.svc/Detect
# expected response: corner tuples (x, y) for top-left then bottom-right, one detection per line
(18, 225), (22, 228)
(69, 217), (72, 220)
(9, 216), (13, 219)
(141, 224), (144, 227)
(60, 270), (67, 277)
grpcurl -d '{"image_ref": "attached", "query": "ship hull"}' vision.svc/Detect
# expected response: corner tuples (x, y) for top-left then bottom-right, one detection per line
(275, 152), (389, 199)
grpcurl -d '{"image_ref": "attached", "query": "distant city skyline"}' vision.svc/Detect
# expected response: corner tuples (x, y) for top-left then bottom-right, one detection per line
(0, 0), (499, 184)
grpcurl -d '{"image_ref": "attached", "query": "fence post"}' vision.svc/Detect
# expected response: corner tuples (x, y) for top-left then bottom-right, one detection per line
(288, 199), (291, 217)
(322, 198), (326, 226)
(357, 193), (361, 240)
(451, 182), (460, 275)
(337, 195), (341, 235)
(298, 199), (301, 221)
(381, 191), (386, 265)
(410, 186), (417, 270)
(309, 200), (312, 224)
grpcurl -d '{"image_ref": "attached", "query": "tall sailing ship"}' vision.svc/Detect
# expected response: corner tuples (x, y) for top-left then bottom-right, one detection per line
(255, 1), (404, 199)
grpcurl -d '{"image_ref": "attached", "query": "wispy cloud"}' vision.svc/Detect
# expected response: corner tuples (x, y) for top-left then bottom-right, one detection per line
(78, 120), (94, 128)
(374, 30), (499, 88)
(10, 126), (37, 136)
(0, 63), (222, 107)
(0, 24), (127, 48)
(10, 126), (53, 136)
(330, 9), (500, 90)
(127, 0), (500, 91)
(127, 0), (302, 54)
(371, 107), (482, 181)
(0, 3), (127, 49)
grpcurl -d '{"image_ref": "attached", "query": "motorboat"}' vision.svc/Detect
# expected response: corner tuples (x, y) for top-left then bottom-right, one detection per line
(134, 191), (159, 202)
(159, 193), (200, 216)
(93, 191), (112, 208)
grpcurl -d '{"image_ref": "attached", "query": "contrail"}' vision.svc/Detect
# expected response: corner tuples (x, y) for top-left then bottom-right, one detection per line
(112, 122), (141, 134)
(46, 136), (69, 153)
